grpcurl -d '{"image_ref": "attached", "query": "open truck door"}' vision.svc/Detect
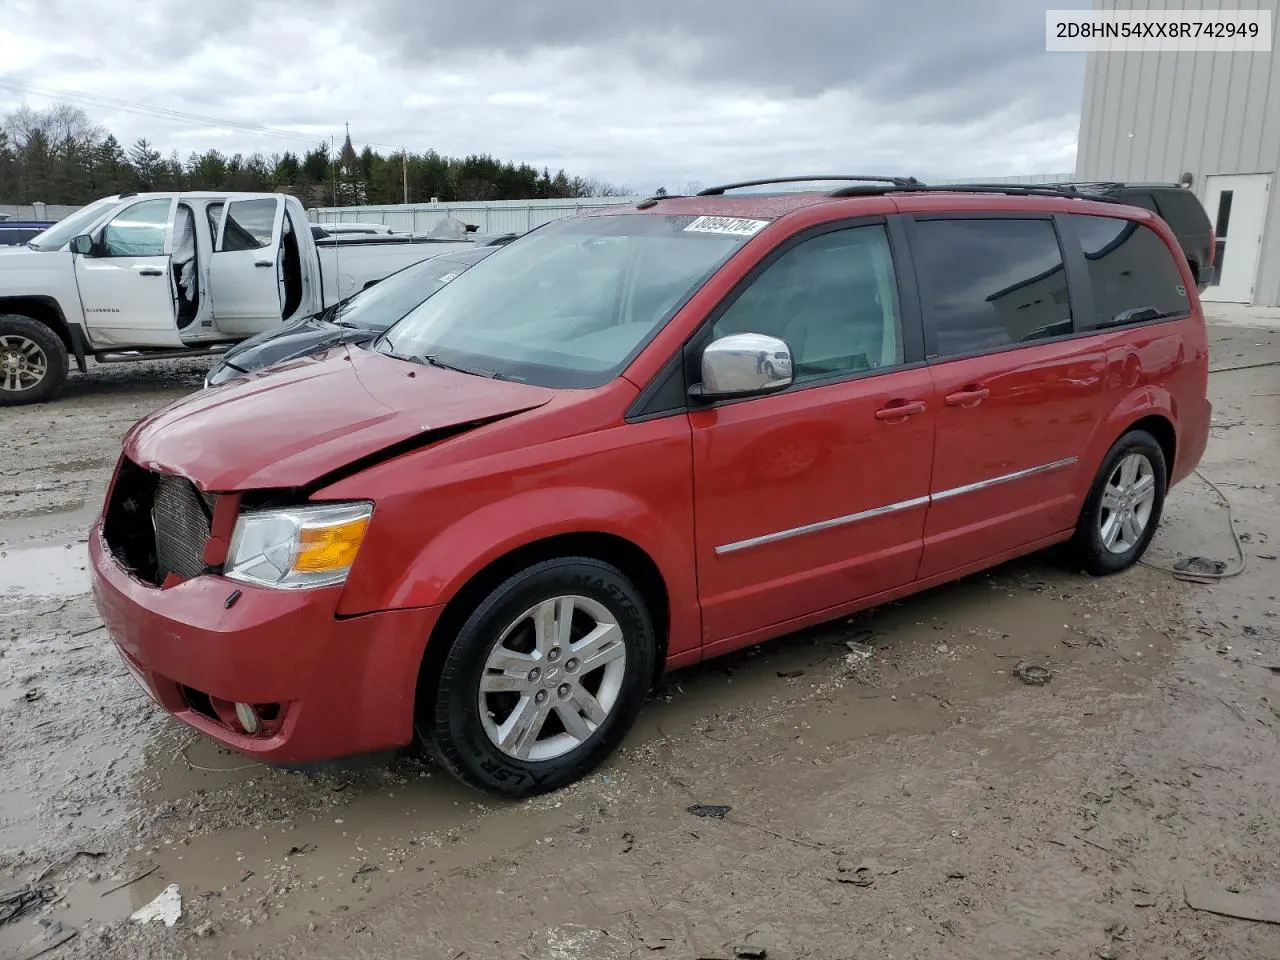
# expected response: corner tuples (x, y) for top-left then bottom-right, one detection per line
(210, 196), (287, 336)
(71, 196), (183, 349)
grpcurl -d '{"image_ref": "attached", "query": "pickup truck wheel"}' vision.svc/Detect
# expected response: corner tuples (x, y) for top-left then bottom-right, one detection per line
(1070, 429), (1167, 576)
(0, 315), (67, 406)
(422, 557), (656, 797)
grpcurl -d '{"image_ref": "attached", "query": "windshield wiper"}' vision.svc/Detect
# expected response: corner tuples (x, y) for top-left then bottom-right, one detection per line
(378, 338), (425, 364)
(377, 340), (497, 378)
(424, 355), (501, 379)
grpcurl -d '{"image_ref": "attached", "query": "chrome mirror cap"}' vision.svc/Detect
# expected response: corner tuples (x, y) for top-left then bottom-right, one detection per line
(699, 332), (793, 399)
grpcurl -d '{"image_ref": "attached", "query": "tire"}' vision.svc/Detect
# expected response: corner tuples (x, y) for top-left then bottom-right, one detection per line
(1070, 429), (1168, 576)
(422, 557), (657, 797)
(0, 314), (68, 406)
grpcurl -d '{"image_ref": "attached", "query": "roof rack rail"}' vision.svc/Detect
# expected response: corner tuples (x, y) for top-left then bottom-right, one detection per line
(696, 175), (921, 196)
(825, 182), (1124, 204)
(1066, 179), (1181, 190)
(635, 194), (685, 209)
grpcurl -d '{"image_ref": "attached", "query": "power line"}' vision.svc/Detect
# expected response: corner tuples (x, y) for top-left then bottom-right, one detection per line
(0, 76), (324, 145)
(0, 76), (407, 154)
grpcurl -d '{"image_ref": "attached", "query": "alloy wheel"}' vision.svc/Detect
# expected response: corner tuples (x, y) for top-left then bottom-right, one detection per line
(477, 595), (628, 762)
(0, 335), (47, 393)
(1099, 451), (1157, 554)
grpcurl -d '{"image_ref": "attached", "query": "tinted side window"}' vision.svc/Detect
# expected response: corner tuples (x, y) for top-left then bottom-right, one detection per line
(1152, 190), (1210, 234)
(1071, 215), (1190, 328)
(0, 228), (39, 246)
(100, 199), (171, 257)
(712, 225), (904, 383)
(1121, 191), (1160, 215)
(914, 218), (1071, 358)
(219, 199), (276, 252)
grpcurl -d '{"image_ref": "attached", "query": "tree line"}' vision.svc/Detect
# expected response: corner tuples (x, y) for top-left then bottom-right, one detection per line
(0, 103), (628, 208)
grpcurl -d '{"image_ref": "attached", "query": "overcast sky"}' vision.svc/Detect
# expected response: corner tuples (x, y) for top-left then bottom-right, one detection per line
(0, 0), (1086, 193)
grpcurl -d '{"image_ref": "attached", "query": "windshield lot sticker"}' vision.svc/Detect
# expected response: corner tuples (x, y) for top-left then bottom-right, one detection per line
(684, 216), (770, 237)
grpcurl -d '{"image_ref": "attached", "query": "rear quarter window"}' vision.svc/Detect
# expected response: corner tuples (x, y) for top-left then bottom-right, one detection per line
(913, 218), (1072, 358)
(1070, 214), (1190, 328)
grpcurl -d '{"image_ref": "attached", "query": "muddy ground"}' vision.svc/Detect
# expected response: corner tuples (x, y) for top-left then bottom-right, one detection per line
(2, 312), (1279, 960)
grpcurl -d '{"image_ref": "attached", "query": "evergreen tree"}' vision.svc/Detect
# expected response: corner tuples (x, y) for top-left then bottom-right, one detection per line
(0, 102), (613, 206)
(128, 138), (162, 188)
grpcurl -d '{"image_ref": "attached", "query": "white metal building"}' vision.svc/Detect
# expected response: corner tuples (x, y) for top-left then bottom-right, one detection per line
(1075, 0), (1280, 306)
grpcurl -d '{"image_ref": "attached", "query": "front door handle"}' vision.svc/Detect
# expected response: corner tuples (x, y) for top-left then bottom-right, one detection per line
(874, 399), (927, 422)
(254, 260), (273, 268)
(138, 267), (163, 276)
(944, 386), (990, 407)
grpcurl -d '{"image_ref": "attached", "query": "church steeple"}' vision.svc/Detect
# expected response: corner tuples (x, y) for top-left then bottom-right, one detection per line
(340, 122), (358, 172)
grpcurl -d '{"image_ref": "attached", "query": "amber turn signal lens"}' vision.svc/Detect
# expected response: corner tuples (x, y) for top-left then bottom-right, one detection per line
(292, 517), (370, 573)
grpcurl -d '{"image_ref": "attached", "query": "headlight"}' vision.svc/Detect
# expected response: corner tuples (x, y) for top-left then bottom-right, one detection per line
(225, 502), (373, 589)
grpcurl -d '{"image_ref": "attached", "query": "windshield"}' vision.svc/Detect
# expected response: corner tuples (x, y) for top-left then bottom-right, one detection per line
(332, 250), (493, 331)
(28, 197), (124, 251)
(375, 214), (757, 387)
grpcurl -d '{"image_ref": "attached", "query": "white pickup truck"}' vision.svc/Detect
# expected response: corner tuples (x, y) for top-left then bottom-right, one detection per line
(0, 191), (474, 405)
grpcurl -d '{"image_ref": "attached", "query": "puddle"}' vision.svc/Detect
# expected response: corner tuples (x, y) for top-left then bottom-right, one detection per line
(0, 498), (98, 543)
(3, 735), (577, 955)
(0, 559), (1176, 956)
(43, 455), (117, 475)
(0, 542), (91, 598)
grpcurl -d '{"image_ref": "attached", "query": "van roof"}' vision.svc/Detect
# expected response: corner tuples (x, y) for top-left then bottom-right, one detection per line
(581, 176), (1135, 222)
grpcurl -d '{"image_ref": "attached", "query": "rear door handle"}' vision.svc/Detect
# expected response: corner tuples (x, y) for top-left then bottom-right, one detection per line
(138, 267), (163, 276)
(874, 399), (927, 421)
(944, 386), (990, 407)
(254, 260), (273, 268)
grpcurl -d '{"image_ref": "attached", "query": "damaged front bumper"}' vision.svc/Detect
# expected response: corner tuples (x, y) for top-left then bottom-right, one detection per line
(89, 525), (442, 764)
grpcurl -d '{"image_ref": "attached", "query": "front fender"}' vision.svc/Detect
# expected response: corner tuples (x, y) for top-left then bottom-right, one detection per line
(336, 485), (702, 662)
(0, 251), (84, 323)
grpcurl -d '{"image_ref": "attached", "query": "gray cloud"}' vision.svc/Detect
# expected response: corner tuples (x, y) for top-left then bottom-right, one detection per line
(1, 0), (1086, 193)
(355, 0), (1087, 120)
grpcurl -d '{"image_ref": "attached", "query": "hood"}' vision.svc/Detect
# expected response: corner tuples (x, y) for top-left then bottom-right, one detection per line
(214, 315), (365, 377)
(0, 249), (70, 293)
(127, 345), (555, 491)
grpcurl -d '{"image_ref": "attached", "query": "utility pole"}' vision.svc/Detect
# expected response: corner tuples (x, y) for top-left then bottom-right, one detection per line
(402, 148), (409, 204)
(329, 134), (337, 207)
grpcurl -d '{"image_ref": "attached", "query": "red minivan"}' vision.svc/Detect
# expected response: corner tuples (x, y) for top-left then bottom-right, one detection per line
(89, 178), (1212, 796)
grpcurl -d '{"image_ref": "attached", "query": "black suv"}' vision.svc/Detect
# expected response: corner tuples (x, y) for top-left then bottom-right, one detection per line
(1056, 182), (1215, 289)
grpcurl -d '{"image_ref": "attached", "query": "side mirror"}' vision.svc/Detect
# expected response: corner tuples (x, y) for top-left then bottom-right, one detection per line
(691, 333), (793, 401)
(71, 234), (94, 256)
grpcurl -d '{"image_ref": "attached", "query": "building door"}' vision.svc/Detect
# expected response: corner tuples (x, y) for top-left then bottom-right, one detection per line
(1201, 174), (1271, 304)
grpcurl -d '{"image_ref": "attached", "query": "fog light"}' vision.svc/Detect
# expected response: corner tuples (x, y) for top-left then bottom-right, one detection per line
(234, 702), (260, 734)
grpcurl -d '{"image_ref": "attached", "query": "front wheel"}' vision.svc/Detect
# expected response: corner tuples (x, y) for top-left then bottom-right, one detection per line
(0, 315), (68, 406)
(422, 557), (657, 797)
(1070, 429), (1167, 575)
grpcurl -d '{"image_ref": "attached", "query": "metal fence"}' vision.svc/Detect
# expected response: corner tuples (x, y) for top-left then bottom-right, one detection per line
(928, 173), (1074, 185)
(4, 174), (1076, 227)
(309, 174), (1075, 233)
(308, 197), (640, 235)
(0, 203), (81, 222)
